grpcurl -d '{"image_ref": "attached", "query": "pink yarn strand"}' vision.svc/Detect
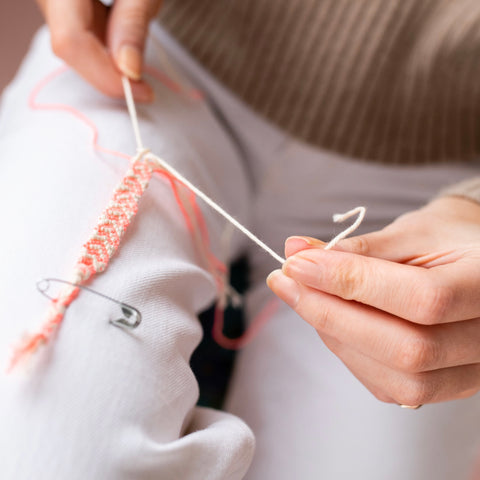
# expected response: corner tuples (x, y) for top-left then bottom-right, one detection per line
(7, 155), (155, 372)
(7, 65), (273, 372)
(212, 299), (281, 350)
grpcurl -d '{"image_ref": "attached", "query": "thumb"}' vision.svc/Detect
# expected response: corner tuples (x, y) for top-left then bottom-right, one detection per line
(107, 0), (162, 80)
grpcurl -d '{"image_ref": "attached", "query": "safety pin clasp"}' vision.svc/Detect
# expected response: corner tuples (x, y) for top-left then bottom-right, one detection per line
(36, 278), (142, 330)
(113, 304), (142, 329)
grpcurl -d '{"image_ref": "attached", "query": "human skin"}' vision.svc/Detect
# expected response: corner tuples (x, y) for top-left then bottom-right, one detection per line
(36, 0), (162, 101)
(37, 2), (480, 407)
(268, 196), (480, 406)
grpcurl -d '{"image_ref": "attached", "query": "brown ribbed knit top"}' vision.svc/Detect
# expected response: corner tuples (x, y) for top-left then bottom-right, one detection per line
(160, 0), (480, 165)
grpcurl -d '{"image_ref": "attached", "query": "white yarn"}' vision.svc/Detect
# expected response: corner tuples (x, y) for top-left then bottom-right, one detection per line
(146, 151), (287, 264)
(122, 76), (145, 152)
(121, 77), (366, 265)
(325, 206), (366, 250)
(122, 76), (286, 264)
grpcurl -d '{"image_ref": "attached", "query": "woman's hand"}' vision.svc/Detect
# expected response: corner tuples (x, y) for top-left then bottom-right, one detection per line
(36, 0), (161, 101)
(267, 196), (480, 406)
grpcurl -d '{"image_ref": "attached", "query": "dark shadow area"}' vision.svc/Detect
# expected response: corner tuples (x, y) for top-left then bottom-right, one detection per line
(191, 256), (249, 409)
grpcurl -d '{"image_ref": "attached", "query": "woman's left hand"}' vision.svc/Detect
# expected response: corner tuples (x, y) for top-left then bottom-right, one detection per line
(36, 0), (162, 100)
(267, 196), (480, 406)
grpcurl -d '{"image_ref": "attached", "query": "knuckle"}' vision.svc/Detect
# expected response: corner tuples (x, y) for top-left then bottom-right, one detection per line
(345, 236), (370, 256)
(331, 258), (365, 301)
(395, 333), (439, 373)
(396, 375), (436, 406)
(413, 280), (454, 324)
(115, 9), (150, 47)
(120, 5), (150, 27)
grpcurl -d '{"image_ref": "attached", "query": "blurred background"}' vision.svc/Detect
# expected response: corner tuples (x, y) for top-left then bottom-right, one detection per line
(0, 1), (43, 94)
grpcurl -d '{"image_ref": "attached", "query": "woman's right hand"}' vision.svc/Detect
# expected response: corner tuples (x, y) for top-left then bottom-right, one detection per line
(36, 0), (162, 101)
(268, 196), (480, 407)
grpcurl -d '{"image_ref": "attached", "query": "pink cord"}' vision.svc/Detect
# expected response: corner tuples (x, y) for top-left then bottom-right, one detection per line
(213, 298), (280, 350)
(144, 65), (204, 101)
(28, 66), (130, 161)
(8, 64), (275, 371)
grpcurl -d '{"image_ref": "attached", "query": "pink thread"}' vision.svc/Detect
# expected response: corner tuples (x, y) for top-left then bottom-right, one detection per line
(190, 190), (228, 275)
(28, 65), (202, 160)
(167, 173), (196, 233)
(28, 66), (130, 161)
(156, 165), (228, 282)
(7, 154), (155, 372)
(144, 65), (204, 101)
(213, 298), (281, 350)
(8, 65), (270, 371)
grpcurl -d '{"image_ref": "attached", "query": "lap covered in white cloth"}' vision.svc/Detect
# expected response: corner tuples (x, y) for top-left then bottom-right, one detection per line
(0, 26), (254, 480)
(3, 22), (480, 480)
(151, 24), (480, 480)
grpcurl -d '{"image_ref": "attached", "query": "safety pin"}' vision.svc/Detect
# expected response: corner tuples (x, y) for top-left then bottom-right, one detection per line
(36, 278), (142, 329)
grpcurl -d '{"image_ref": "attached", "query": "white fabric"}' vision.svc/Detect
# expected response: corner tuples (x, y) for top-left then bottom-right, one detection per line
(1, 22), (480, 480)
(0, 27), (253, 480)
(151, 26), (480, 480)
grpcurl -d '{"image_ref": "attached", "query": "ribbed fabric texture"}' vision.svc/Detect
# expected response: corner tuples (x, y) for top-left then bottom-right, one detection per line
(159, 0), (480, 165)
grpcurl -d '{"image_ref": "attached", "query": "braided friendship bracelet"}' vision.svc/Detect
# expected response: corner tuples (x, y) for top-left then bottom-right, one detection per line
(7, 71), (366, 373)
(7, 151), (155, 372)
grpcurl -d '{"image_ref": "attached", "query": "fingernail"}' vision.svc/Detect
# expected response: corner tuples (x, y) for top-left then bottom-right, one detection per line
(286, 236), (326, 251)
(292, 236), (326, 247)
(266, 269), (300, 308)
(285, 236), (327, 258)
(286, 236), (310, 250)
(117, 45), (143, 80)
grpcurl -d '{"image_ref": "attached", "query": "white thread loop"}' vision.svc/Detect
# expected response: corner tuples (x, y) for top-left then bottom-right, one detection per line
(325, 206), (366, 250)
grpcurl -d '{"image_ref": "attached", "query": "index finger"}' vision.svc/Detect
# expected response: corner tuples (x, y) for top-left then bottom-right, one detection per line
(283, 248), (480, 325)
(42, 0), (153, 100)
